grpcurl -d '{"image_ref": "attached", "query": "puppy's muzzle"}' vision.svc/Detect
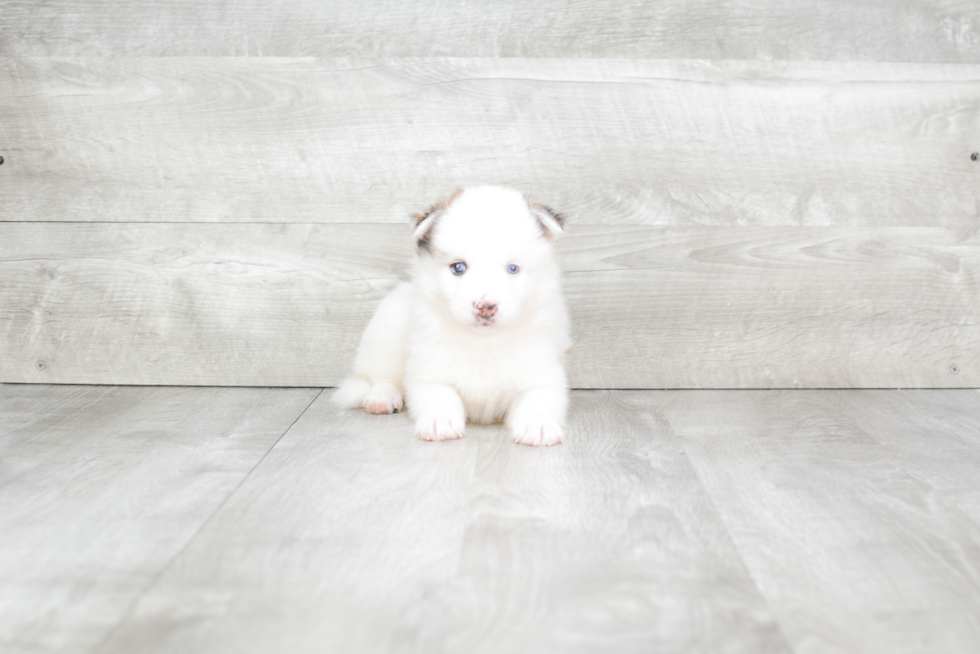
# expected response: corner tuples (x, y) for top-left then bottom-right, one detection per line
(474, 300), (497, 319)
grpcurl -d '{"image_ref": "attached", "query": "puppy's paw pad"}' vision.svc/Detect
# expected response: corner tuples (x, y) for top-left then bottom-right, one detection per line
(362, 384), (403, 415)
(512, 423), (564, 447)
(415, 417), (464, 442)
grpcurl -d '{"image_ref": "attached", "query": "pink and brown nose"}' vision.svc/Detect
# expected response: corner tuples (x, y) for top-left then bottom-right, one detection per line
(474, 301), (497, 318)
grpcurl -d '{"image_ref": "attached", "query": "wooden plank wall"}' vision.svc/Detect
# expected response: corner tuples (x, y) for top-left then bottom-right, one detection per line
(1, 1), (978, 388)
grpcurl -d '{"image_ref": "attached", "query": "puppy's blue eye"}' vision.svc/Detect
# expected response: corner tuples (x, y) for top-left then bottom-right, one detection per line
(450, 261), (467, 275)
(506, 264), (520, 275)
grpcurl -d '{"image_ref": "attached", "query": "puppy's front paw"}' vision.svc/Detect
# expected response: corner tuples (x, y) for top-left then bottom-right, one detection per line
(362, 382), (403, 415)
(415, 416), (465, 442)
(511, 423), (564, 447)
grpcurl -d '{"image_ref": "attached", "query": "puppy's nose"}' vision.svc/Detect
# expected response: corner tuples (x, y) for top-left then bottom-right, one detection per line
(474, 301), (497, 317)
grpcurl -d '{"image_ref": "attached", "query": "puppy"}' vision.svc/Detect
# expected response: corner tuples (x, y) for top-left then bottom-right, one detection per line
(333, 185), (571, 446)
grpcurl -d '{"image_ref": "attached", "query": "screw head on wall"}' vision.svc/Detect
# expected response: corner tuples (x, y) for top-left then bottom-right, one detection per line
(950, 364), (960, 374)
(973, 153), (979, 161)
(35, 361), (46, 371)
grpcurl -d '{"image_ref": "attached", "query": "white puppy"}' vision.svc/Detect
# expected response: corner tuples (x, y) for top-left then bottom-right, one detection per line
(333, 185), (571, 446)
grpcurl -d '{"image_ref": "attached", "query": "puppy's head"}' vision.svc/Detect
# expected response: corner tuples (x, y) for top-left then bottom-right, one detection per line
(412, 186), (564, 331)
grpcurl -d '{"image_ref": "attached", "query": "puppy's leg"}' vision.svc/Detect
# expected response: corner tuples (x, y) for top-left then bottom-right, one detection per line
(332, 282), (412, 414)
(508, 387), (568, 447)
(409, 383), (466, 441)
(361, 381), (403, 415)
(333, 376), (374, 409)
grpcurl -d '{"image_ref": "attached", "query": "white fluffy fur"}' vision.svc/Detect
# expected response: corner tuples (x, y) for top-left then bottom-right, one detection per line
(333, 185), (571, 446)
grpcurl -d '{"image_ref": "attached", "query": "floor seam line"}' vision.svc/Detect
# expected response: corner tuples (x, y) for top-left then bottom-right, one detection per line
(88, 387), (325, 654)
(676, 433), (800, 653)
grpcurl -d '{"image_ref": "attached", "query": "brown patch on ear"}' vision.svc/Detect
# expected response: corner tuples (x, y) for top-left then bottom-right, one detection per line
(413, 189), (463, 253)
(526, 196), (566, 228)
(413, 198), (447, 227)
(526, 195), (566, 241)
(412, 188), (463, 226)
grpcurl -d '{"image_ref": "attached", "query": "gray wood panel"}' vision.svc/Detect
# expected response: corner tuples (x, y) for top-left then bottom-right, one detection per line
(2, 58), (978, 227)
(833, 390), (980, 522)
(567, 225), (980, 389)
(6, 386), (980, 652)
(1, 223), (976, 388)
(659, 389), (980, 653)
(94, 390), (789, 654)
(0, 384), (320, 654)
(0, 223), (408, 387)
(1, 0), (978, 62)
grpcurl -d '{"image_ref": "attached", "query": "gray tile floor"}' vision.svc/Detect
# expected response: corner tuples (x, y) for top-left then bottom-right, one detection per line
(2, 385), (979, 653)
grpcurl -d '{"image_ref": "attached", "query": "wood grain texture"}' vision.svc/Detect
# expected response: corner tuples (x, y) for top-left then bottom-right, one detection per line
(6, 386), (980, 652)
(94, 390), (789, 654)
(658, 389), (980, 653)
(1, 0), (978, 62)
(0, 384), (320, 654)
(0, 223), (409, 387)
(1, 222), (976, 388)
(832, 390), (980, 522)
(566, 225), (980, 389)
(2, 58), (978, 227)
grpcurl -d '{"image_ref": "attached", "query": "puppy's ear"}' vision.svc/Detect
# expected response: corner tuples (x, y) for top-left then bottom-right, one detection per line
(527, 197), (566, 242)
(413, 189), (463, 252)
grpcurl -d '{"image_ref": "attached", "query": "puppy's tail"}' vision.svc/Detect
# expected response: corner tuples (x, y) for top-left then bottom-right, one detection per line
(332, 376), (373, 409)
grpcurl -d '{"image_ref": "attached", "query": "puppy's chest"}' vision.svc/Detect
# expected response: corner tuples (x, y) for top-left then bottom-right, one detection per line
(442, 338), (526, 387)
(448, 348), (523, 423)
(453, 346), (518, 385)
(409, 332), (534, 412)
